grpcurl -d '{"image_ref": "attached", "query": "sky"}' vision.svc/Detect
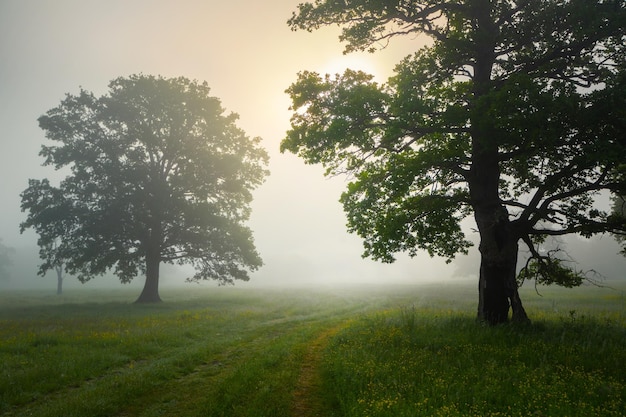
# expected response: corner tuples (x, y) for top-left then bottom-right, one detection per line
(1, 0), (624, 291)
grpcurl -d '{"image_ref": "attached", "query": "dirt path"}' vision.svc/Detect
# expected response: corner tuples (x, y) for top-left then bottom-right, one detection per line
(291, 324), (346, 417)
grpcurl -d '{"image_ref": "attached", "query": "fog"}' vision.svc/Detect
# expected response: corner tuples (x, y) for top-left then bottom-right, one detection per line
(1, 1), (624, 293)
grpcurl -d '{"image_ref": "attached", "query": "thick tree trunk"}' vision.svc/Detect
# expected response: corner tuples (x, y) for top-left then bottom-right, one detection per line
(469, 0), (530, 325)
(475, 206), (530, 325)
(135, 241), (162, 303)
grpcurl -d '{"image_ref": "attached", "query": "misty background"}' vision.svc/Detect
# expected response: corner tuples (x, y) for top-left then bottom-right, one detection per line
(1, 0), (624, 293)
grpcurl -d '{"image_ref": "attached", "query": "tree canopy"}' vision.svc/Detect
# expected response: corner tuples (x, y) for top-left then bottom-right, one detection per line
(21, 74), (269, 302)
(283, 0), (626, 323)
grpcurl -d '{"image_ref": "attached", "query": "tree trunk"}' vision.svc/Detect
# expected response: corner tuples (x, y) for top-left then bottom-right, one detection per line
(55, 264), (63, 295)
(135, 241), (162, 303)
(509, 280), (530, 324)
(475, 206), (530, 325)
(469, 0), (530, 325)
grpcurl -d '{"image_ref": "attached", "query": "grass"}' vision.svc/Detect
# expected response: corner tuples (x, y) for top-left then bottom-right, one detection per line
(0, 282), (625, 416)
(0, 286), (404, 417)
(317, 283), (626, 417)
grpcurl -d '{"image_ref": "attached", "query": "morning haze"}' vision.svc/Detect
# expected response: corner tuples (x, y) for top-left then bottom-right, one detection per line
(2, 2), (625, 415)
(1, 0), (624, 293)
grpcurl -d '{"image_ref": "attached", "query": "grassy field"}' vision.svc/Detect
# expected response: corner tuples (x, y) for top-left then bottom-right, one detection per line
(0, 281), (625, 416)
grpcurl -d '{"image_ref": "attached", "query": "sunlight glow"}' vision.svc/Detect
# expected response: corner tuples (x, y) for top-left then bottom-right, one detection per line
(319, 54), (381, 80)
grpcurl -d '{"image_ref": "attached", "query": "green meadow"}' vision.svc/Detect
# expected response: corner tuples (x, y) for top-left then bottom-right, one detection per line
(1, 282), (625, 416)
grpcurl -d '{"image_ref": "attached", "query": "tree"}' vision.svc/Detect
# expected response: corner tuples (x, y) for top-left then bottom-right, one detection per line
(611, 190), (626, 255)
(55, 261), (64, 295)
(40, 240), (65, 295)
(21, 75), (269, 302)
(282, 1), (626, 324)
(0, 238), (15, 281)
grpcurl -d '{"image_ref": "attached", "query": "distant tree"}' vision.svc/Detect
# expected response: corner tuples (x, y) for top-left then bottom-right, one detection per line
(0, 238), (15, 281)
(21, 75), (269, 302)
(283, 1), (626, 324)
(39, 240), (65, 295)
(611, 190), (626, 256)
(54, 262), (63, 295)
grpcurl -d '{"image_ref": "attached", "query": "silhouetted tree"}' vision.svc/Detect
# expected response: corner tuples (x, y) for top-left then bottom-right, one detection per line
(283, 0), (626, 324)
(21, 75), (269, 302)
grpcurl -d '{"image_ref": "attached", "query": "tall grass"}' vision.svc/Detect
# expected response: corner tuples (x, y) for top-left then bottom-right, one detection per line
(317, 284), (626, 417)
(0, 285), (411, 417)
(1, 283), (625, 416)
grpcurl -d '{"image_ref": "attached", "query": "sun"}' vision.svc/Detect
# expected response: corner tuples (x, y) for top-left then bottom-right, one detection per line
(319, 53), (381, 79)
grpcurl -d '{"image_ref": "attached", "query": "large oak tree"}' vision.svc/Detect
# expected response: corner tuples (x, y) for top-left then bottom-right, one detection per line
(282, 0), (626, 324)
(21, 75), (269, 302)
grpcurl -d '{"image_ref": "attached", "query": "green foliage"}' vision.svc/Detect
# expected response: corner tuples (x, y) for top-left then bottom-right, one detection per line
(518, 256), (585, 288)
(284, 1), (626, 283)
(20, 75), (269, 285)
(283, 67), (473, 263)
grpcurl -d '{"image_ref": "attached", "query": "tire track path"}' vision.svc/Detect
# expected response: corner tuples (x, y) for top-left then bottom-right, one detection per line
(291, 323), (347, 417)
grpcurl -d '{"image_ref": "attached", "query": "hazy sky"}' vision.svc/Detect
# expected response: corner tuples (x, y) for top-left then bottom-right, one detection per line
(1, 1), (624, 289)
